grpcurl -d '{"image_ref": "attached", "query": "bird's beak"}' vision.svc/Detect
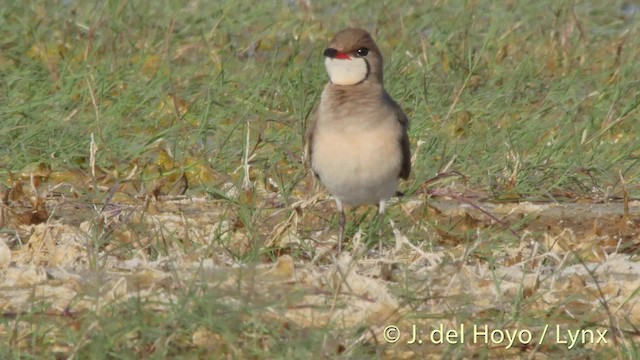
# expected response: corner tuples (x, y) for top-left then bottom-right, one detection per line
(324, 48), (351, 60)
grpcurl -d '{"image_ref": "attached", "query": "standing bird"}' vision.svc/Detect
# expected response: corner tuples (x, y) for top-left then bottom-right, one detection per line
(305, 28), (411, 254)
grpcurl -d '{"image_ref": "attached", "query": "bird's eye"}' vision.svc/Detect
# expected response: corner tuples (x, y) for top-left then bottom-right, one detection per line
(356, 47), (369, 57)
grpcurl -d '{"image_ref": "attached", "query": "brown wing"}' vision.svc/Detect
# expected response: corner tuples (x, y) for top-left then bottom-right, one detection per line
(303, 103), (319, 176)
(385, 92), (411, 180)
(397, 111), (411, 180)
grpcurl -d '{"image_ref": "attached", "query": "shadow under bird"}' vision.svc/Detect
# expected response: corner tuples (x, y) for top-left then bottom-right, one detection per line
(305, 28), (411, 254)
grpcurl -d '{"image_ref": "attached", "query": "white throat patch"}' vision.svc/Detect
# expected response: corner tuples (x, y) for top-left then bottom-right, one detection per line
(324, 57), (368, 86)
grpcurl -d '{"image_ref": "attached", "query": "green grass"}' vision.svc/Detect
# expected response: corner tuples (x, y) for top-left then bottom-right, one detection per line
(2, 1), (639, 198)
(1, 0), (640, 358)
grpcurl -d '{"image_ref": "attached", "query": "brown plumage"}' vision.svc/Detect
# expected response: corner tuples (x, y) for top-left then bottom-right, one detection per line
(305, 28), (411, 254)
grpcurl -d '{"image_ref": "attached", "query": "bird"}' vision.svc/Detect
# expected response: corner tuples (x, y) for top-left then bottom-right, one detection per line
(305, 28), (411, 254)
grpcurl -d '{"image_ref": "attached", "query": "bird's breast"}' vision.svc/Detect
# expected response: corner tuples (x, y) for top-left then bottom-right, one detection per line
(311, 114), (402, 205)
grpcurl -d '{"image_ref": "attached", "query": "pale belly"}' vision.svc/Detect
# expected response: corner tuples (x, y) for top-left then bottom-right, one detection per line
(311, 125), (402, 206)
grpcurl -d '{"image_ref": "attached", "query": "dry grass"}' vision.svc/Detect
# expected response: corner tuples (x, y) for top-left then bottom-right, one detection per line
(1, 0), (640, 358)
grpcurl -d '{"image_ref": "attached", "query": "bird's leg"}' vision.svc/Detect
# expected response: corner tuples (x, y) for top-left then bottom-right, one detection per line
(378, 199), (387, 215)
(336, 199), (345, 254)
(376, 199), (387, 255)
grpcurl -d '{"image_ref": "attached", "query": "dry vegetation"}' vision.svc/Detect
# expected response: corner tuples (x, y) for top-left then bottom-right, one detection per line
(1, 0), (640, 358)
